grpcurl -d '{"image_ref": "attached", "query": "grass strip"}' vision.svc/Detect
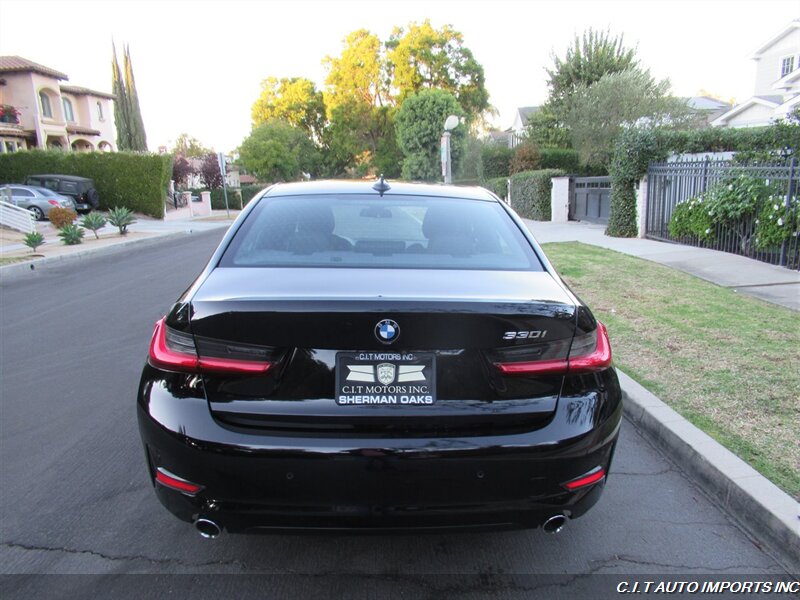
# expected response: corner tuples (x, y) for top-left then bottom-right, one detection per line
(543, 242), (800, 498)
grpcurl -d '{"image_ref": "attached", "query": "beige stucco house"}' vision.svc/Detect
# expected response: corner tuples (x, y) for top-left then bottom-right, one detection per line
(712, 20), (800, 128)
(0, 56), (117, 153)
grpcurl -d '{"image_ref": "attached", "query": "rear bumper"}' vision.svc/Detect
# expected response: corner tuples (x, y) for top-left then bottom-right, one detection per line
(137, 369), (622, 534)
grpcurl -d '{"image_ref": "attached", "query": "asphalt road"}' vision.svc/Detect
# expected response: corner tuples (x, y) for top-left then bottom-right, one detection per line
(0, 230), (793, 598)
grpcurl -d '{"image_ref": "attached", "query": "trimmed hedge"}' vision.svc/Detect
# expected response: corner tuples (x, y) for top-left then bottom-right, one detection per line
(0, 150), (172, 218)
(509, 169), (565, 221)
(188, 187), (242, 210)
(241, 185), (266, 207)
(481, 144), (513, 179)
(539, 148), (581, 173)
(483, 176), (508, 199)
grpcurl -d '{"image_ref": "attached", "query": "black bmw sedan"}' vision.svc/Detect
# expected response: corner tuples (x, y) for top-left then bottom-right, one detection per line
(138, 179), (622, 538)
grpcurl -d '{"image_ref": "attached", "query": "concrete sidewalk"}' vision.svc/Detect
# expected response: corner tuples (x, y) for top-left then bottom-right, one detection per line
(524, 220), (800, 311)
(0, 210), (238, 270)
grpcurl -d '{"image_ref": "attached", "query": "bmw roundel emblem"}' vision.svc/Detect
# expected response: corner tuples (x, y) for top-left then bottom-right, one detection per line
(375, 319), (400, 344)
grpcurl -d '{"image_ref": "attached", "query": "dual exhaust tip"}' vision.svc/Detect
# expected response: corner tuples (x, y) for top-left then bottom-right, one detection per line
(192, 514), (567, 538)
(542, 514), (568, 534)
(194, 517), (221, 539)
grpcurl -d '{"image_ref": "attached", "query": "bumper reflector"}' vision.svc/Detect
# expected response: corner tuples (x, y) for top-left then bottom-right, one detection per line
(563, 467), (606, 491)
(155, 467), (203, 496)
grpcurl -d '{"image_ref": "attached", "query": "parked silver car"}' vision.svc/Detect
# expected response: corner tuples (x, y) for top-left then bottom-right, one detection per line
(0, 184), (76, 220)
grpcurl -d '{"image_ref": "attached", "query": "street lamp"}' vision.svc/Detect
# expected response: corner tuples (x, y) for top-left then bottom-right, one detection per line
(441, 115), (460, 184)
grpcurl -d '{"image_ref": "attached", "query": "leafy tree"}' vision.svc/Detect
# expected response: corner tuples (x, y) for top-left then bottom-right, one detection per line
(199, 153), (224, 189)
(323, 29), (386, 113)
(525, 106), (571, 149)
(239, 120), (319, 182)
(395, 89), (464, 181)
(386, 20), (489, 120)
(529, 28), (638, 150)
(172, 155), (194, 188)
(565, 69), (694, 168)
(322, 30), (397, 177)
(546, 28), (638, 114)
(252, 77), (326, 140)
(172, 133), (211, 157)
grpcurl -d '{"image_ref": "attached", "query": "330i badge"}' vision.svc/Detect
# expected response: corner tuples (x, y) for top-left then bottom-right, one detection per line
(137, 179), (622, 538)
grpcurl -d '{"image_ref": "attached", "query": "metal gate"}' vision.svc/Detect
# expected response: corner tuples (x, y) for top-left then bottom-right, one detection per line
(646, 158), (799, 269)
(571, 177), (611, 224)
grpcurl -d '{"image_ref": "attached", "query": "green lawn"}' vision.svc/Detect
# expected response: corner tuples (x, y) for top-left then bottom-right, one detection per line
(542, 242), (800, 499)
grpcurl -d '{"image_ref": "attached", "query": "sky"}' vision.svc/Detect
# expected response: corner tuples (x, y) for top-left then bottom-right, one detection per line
(0, 0), (796, 153)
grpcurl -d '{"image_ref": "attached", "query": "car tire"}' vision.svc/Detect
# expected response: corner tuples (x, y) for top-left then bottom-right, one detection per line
(29, 206), (44, 221)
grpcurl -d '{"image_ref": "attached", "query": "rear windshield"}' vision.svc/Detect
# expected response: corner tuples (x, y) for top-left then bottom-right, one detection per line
(219, 194), (542, 271)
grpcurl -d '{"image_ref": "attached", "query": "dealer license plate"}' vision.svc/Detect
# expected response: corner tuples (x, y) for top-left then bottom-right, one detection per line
(335, 351), (436, 406)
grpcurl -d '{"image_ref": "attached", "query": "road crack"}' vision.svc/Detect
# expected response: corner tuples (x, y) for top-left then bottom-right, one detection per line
(1, 541), (246, 570)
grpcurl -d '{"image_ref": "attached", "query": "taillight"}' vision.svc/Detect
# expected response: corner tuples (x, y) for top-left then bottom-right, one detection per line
(148, 317), (274, 374)
(48, 199), (59, 206)
(155, 467), (203, 495)
(495, 322), (612, 376)
(562, 466), (606, 491)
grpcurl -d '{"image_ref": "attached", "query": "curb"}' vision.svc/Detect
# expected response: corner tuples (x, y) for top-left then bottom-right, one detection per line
(0, 231), (191, 279)
(618, 370), (800, 569)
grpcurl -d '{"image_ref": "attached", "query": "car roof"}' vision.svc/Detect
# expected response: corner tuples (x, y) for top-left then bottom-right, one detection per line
(2, 184), (62, 194)
(25, 174), (93, 183)
(263, 180), (499, 202)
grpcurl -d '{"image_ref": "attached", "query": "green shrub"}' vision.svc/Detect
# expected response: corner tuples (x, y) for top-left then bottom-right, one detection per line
(667, 174), (787, 250)
(80, 212), (107, 239)
(539, 148), (581, 172)
(48, 207), (77, 228)
(608, 119), (800, 237)
(481, 144), (513, 178)
(508, 169), (565, 220)
(668, 197), (714, 241)
(241, 185), (265, 207)
(0, 150), (172, 218)
(755, 196), (800, 249)
(510, 142), (541, 174)
(107, 206), (136, 235)
(58, 224), (84, 245)
(23, 231), (45, 252)
(483, 176), (508, 199)
(188, 188), (243, 210)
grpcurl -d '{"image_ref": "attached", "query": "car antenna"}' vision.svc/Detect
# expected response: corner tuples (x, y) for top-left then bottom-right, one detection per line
(372, 174), (390, 197)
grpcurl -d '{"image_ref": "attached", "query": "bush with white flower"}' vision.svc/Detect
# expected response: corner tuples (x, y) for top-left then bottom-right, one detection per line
(754, 195), (799, 249)
(668, 173), (788, 249)
(668, 195), (715, 241)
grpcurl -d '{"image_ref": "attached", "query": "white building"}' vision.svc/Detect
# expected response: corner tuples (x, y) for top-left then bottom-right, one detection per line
(712, 20), (800, 128)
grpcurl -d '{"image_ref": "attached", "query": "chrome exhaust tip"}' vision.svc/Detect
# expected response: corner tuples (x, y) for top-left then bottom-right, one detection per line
(542, 514), (567, 534)
(194, 517), (221, 539)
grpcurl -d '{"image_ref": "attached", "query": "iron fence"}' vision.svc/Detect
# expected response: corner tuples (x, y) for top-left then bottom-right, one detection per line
(646, 157), (799, 270)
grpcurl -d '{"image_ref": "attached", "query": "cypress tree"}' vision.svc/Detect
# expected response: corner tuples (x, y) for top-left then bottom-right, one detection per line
(124, 45), (148, 151)
(111, 42), (132, 150)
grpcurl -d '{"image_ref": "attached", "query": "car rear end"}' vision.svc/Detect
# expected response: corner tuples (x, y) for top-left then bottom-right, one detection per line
(137, 183), (622, 536)
(33, 188), (75, 217)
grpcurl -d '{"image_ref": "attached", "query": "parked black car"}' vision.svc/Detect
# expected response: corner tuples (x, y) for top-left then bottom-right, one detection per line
(24, 174), (99, 213)
(138, 179), (622, 538)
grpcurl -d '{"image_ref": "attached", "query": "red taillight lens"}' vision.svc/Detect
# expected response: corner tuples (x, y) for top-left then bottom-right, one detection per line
(48, 199), (60, 206)
(155, 468), (203, 495)
(148, 318), (198, 371)
(148, 317), (273, 374)
(495, 322), (612, 376)
(563, 467), (606, 491)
